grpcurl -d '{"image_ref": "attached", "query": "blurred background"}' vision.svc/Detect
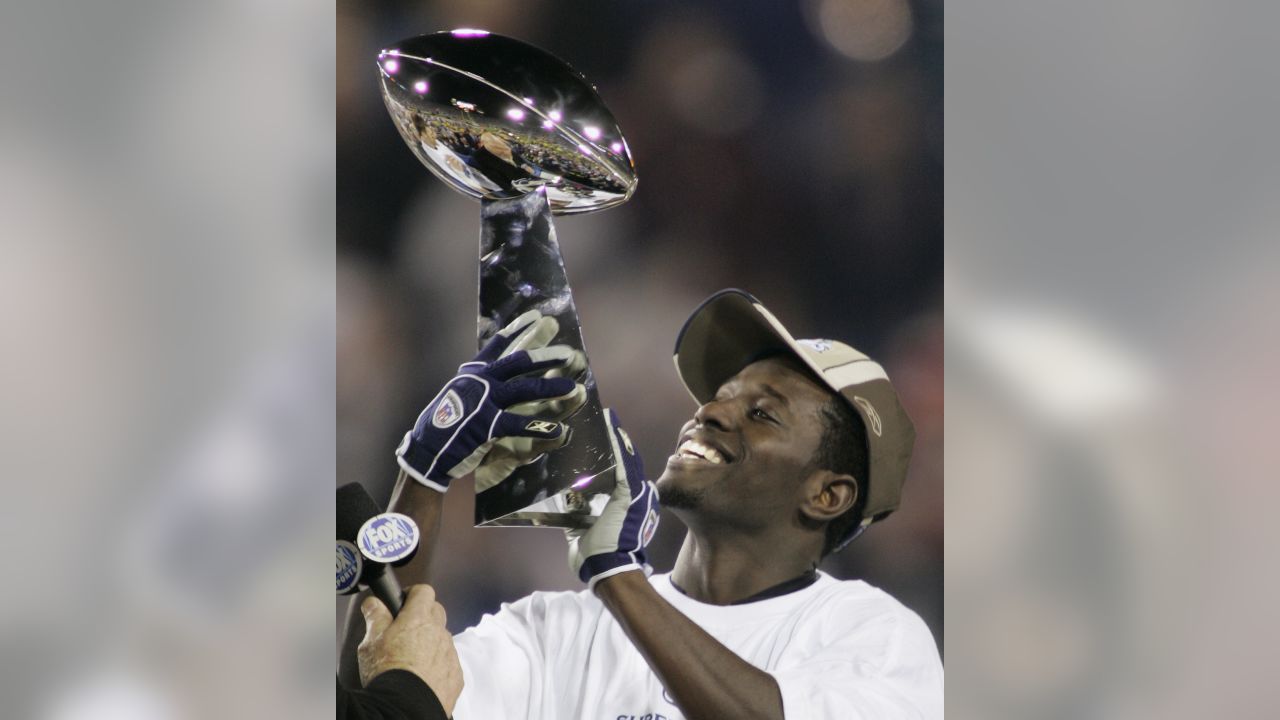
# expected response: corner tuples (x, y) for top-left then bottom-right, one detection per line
(946, 3), (1280, 717)
(1, 1), (336, 718)
(336, 0), (945, 647)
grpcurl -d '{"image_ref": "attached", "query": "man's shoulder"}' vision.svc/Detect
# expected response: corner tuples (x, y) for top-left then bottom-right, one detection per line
(813, 573), (901, 605)
(809, 574), (934, 638)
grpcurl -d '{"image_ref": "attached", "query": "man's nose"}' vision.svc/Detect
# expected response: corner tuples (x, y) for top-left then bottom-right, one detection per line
(694, 398), (734, 431)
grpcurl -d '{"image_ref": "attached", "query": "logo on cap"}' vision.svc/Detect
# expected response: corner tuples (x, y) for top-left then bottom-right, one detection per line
(432, 389), (464, 429)
(798, 338), (833, 353)
(336, 541), (362, 594)
(358, 513), (421, 564)
(852, 396), (882, 437)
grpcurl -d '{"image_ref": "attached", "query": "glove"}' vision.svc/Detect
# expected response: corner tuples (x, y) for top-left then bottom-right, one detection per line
(566, 409), (661, 590)
(474, 317), (588, 493)
(396, 310), (585, 493)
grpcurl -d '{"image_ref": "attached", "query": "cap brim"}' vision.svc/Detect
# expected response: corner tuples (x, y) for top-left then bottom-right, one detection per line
(674, 289), (835, 405)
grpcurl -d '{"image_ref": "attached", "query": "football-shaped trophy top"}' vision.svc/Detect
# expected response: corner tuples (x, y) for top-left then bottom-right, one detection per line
(378, 30), (637, 215)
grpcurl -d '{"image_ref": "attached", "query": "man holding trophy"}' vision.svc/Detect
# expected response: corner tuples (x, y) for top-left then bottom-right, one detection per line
(339, 31), (942, 720)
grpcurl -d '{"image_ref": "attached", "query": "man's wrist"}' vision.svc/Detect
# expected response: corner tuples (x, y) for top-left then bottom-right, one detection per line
(392, 470), (454, 512)
(590, 566), (648, 595)
(579, 551), (648, 588)
(396, 453), (449, 493)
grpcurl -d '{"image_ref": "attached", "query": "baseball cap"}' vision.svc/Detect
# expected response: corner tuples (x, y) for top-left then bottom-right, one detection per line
(672, 289), (916, 546)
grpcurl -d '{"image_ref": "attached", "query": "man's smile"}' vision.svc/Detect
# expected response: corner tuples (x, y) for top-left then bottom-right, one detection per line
(666, 430), (736, 468)
(676, 438), (727, 464)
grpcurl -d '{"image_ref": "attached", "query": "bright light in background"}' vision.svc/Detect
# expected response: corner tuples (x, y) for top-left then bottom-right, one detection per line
(413, 80), (427, 94)
(548, 109), (562, 122)
(506, 108), (525, 121)
(610, 142), (623, 153)
(807, 0), (913, 62)
(666, 45), (764, 136)
(451, 29), (489, 37)
(382, 59), (399, 74)
(583, 126), (602, 140)
(578, 143), (592, 154)
(523, 97), (534, 105)
(541, 120), (555, 130)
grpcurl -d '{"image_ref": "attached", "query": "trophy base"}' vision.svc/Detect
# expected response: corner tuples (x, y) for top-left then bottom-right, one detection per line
(476, 488), (611, 529)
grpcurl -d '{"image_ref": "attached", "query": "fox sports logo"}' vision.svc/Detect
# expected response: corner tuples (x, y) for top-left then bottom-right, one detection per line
(358, 514), (421, 564)
(336, 541), (362, 594)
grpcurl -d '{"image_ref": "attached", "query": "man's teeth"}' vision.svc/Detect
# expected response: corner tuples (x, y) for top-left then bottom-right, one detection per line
(677, 439), (725, 464)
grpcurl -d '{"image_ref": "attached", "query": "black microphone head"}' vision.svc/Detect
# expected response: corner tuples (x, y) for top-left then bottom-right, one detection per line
(337, 482), (381, 543)
(337, 482), (387, 583)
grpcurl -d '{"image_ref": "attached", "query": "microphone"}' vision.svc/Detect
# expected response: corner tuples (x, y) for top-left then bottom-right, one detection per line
(335, 540), (362, 596)
(337, 483), (420, 616)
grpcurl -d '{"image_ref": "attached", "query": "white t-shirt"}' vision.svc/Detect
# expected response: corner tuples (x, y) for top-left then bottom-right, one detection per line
(452, 571), (943, 719)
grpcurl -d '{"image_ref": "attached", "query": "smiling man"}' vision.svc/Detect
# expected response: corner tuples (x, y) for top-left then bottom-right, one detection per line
(340, 289), (943, 719)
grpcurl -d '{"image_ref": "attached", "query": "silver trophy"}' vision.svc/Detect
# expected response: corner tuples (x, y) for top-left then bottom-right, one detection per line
(378, 30), (637, 528)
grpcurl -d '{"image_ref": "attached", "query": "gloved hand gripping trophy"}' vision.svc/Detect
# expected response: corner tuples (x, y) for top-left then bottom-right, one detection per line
(393, 308), (660, 592)
(567, 409), (661, 589)
(396, 310), (587, 494)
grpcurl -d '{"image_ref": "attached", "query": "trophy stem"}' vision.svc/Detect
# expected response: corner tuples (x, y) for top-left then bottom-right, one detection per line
(475, 190), (615, 528)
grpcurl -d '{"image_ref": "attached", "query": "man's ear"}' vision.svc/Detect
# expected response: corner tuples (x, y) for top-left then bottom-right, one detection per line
(800, 470), (858, 523)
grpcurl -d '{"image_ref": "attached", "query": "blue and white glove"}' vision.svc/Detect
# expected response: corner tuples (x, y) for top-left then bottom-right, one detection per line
(474, 315), (587, 493)
(397, 311), (585, 493)
(567, 409), (661, 590)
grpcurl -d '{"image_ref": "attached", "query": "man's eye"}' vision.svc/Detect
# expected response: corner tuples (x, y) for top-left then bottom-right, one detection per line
(750, 407), (773, 422)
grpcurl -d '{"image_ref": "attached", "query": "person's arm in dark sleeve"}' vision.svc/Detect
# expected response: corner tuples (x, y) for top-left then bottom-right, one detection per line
(337, 670), (450, 720)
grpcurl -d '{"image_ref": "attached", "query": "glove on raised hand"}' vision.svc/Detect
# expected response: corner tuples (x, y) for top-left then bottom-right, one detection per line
(567, 409), (661, 590)
(474, 316), (587, 493)
(397, 310), (584, 493)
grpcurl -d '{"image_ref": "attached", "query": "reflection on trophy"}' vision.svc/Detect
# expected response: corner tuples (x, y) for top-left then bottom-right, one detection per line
(377, 30), (638, 528)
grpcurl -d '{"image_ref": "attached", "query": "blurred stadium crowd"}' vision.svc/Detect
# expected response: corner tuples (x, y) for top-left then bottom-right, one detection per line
(338, 0), (944, 645)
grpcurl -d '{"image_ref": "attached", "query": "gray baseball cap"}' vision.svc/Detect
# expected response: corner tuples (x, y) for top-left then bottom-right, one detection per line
(673, 289), (916, 542)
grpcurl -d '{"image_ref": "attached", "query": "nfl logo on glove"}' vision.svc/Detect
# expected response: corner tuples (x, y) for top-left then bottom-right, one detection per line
(432, 390), (464, 429)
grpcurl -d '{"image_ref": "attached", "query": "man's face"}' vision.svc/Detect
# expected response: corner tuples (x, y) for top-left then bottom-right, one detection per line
(656, 356), (833, 529)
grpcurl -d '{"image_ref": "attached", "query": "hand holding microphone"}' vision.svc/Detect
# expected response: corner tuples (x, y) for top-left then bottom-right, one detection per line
(358, 585), (464, 715)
